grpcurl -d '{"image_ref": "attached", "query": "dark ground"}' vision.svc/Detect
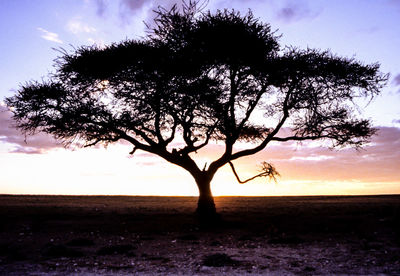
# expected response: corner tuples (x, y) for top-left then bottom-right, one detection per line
(0, 195), (399, 275)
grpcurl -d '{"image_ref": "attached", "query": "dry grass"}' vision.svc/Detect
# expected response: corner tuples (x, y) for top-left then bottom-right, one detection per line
(0, 194), (399, 275)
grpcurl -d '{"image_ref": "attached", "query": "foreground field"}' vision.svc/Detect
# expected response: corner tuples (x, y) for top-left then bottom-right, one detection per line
(0, 195), (399, 275)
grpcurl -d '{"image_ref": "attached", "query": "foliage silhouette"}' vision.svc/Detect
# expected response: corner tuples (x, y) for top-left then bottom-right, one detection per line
(5, 1), (387, 218)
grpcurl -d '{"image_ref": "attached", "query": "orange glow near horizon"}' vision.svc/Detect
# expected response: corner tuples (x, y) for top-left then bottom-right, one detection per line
(1, 139), (399, 196)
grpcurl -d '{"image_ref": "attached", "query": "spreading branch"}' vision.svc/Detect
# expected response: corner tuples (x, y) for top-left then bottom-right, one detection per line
(4, 2), (387, 210)
(228, 161), (280, 184)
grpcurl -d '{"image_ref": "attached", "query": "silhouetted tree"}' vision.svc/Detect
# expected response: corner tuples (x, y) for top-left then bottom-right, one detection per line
(5, 2), (387, 219)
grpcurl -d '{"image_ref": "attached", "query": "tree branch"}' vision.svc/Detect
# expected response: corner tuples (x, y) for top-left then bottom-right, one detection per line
(230, 86), (294, 161)
(177, 121), (217, 156)
(164, 117), (178, 144)
(237, 88), (265, 135)
(154, 96), (165, 144)
(114, 129), (153, 153)
(84, 139), (102, 148)
(132, 127), (158, 147)
(229, 68), (238, 129)
(271, 135), (328, 142)
(228, 161), (280, 184)
(129, 146), (137, 155)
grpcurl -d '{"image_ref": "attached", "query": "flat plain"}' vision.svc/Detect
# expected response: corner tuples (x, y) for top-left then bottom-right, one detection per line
(0, 195), (399, 275)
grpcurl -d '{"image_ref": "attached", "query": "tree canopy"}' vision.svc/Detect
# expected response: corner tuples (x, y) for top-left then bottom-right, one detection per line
(5, 2), (387, 218)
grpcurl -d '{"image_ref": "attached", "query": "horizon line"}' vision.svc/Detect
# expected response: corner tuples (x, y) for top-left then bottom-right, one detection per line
(1, 193), (399, 198)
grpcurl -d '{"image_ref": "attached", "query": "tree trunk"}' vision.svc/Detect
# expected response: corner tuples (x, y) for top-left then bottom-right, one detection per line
(195, 177), (217, 220)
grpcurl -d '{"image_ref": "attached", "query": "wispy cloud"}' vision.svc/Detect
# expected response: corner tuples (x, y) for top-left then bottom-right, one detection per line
(94, 0), (320, 28)
(275, 1), (321, 23)
(95, 0), (107, 17)
(2, 92), (399, 185)
(37, 27), (63, 44)
(120, 0), (148, 12)
(0, 103), (61, 154)
(256, 126), (400, 183)
(118, 0), (169, 26)
(93, 0), (179, 26)
(87, 37), (105, 48)
(67, 19), (97, 34)
(194, 126), (400, 184)
(392, 73), (400, 86)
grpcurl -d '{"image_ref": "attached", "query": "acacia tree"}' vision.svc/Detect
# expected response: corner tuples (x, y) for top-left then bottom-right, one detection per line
(5, 3), (387, 218)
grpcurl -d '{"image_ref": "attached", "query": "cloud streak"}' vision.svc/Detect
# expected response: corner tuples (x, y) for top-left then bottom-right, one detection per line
(2, 98), (398, 186)
(67, 19), (97, 34)
(0, 103), (61, 154)
(92, 0), (186, 27)
(123, 0), (179, 26)
(392, 73), (400, 86)
(92, 0), (322, 31)
(255, 126), (400, 183)
(95, 0), (107, 17)
(275, 1), (321, 23)
(37, 27), (63, 44)
(120, 0), (148, 12)
(193, 126), (400, 185)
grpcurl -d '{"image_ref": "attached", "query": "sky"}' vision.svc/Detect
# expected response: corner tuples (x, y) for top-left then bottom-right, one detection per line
(0, 0), (399, 196)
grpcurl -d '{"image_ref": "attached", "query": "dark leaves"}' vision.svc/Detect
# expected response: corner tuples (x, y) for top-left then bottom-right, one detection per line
(5, 2), (387, 169)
